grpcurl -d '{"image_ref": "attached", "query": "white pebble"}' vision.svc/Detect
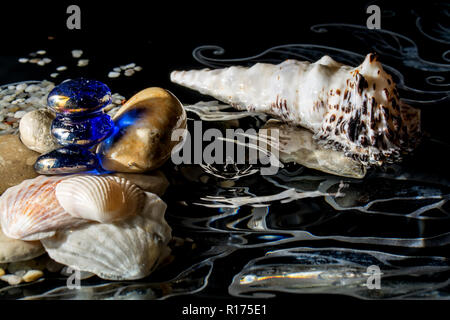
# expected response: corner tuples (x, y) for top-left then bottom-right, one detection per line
(14, 111), (27, 118)
(134, 66), (143, 72)
(77, 59), (89, 67)
(56, 66), (67, 71)
(0, 274), (23, 285)
(25, 85), (39, 93)
(124, 69), (135, 77)
(108, 71), (120, 78)
(113, 67), (121, 72)
(36, 50), (46, 55)
(29, 58), (40, 64)
(18, 58), (29, 63)
(71, 49), (83, 58)
(37, 60), (46, 66)
(50, 73), (59, 78)
(3, 95), (14, 102)
(42, 57), (52, 64)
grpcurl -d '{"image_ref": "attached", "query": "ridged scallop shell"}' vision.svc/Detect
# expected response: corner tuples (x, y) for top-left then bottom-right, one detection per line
(0, 175), (87, 241)
(55, 175), (144, 223)
(41, 192), (172, 280)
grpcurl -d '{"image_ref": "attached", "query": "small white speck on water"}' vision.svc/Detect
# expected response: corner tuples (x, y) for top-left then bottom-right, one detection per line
(50, 73), (59, 78)
(71, 49), (83, 58)
(134, 66), (142, 72)
(16, 84), (27, 91)
(36, 50), (46, 55)
(124, 69), (135, 77)
(77, 59), (89, 67)
(113, 67), (121, 72)
(18, 58), (29, 63)
(56, 66), (67, 71)
(42, 58), (52, 64)
(108, 71), (120, 78)
(37, 60), (46, 66)
(124, 63), (136, 69)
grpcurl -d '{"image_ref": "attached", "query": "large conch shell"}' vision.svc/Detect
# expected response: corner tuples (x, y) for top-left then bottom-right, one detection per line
(41, 192), (172, 280)
(55, 175), (145, 223)
(0, 175), (87, 241)
(171, 53), (421, 165)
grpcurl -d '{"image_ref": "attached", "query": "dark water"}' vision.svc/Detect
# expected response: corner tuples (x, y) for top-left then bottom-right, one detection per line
(0, 1), (449, 300)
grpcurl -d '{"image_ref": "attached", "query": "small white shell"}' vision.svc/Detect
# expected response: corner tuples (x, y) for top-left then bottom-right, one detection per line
(0, 175), (87, 241)
(42, 192), (172, 280)
(55, 175), (144, 223)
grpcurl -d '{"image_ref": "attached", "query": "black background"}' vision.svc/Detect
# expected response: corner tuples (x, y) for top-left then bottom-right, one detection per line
(0, 0), (449, 312)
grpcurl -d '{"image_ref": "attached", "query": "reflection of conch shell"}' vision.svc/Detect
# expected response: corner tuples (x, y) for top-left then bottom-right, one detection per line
(0, 175), (87, 241)
(171, 54), (421, 165)
(263, 119), (366, 178)
(42, 192), (172, 281)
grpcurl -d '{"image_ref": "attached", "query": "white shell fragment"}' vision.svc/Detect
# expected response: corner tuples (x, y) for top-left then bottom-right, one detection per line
(171, 53), (421, 166)
(55, 175), (144, 223)
(77, 59), (89, 67)
(42, 192), (172, 280)
(71, 49), (83, 58)
(108, 71), (120, 78)
(263, 119), (366, 178)
(0, 175), (88, 241)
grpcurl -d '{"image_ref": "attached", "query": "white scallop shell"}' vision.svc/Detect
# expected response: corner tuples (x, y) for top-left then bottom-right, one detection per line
(55, 175), (144, 223)
(41, 192), (172, 280)
(0, 175), (88, 241)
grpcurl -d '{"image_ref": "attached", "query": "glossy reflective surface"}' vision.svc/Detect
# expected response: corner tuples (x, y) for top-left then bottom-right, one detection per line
(51, 113), (114, 147)
(47, 79), (111, 115)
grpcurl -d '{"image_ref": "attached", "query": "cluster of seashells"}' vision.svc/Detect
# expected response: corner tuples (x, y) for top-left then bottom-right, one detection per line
(0, 86), (187, 283)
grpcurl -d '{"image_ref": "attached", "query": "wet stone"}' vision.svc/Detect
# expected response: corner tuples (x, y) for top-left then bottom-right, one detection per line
(0, 135), (40, 194)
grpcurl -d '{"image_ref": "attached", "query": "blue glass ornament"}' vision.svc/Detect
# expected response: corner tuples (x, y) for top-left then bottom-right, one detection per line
(34, 146), (99, 174)
(51, 113), (114, 147)
(35, 78), (115, 175)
